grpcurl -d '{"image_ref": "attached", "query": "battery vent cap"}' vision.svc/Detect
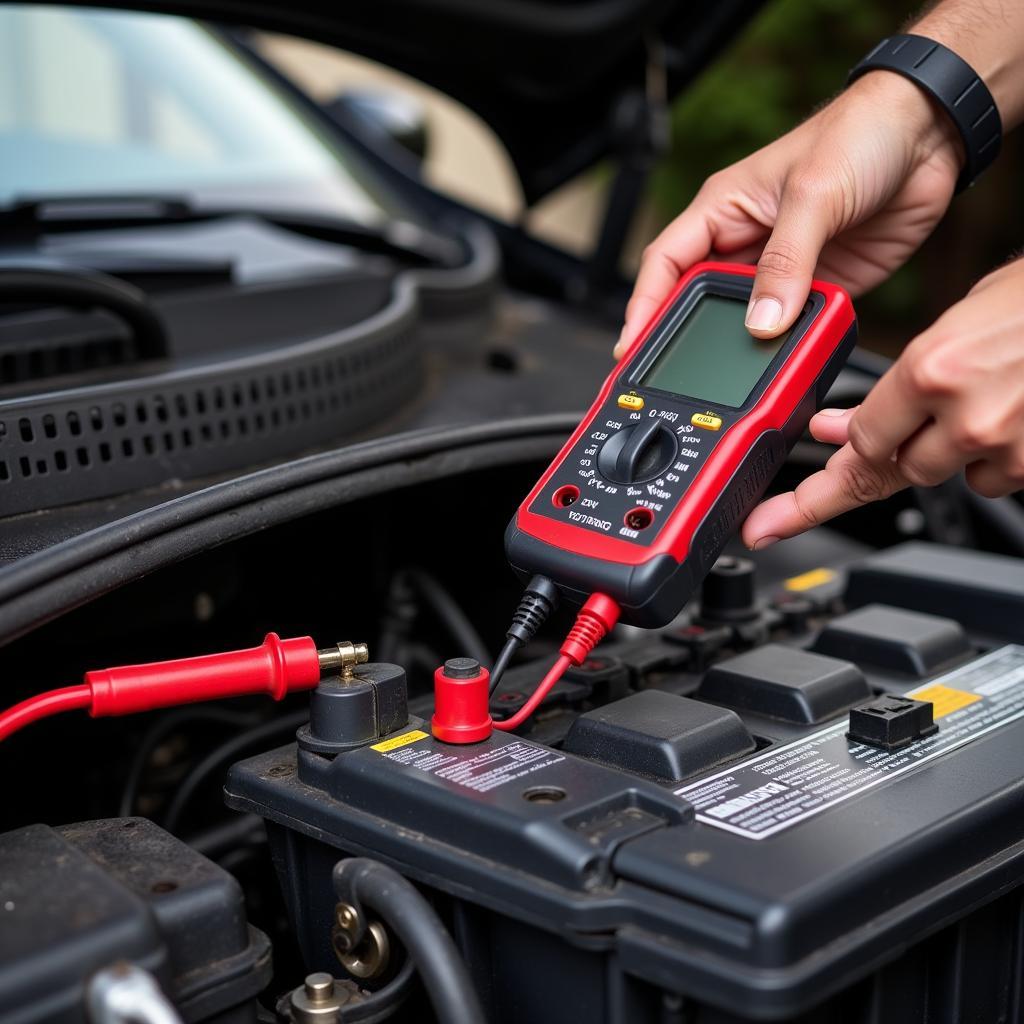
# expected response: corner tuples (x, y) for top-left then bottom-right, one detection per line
(847, 695), (938, 751)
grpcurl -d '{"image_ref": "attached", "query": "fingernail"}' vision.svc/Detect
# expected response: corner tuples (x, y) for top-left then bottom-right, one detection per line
(816, 408), (847, 417)
(745, 297), (783, 332)
(751, 535), (780, 551)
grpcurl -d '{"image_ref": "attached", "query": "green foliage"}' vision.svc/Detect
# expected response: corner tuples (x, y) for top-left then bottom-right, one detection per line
(651, 0), (896, 216)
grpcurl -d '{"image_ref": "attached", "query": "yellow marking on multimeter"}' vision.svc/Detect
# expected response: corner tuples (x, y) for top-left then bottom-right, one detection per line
(371, 729), (429, 752)
(691, 412), (722, 430)
(617, 392), (645, 411)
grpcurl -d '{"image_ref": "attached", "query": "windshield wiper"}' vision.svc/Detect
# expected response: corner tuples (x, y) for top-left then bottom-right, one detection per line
(1, 194), (465, 268)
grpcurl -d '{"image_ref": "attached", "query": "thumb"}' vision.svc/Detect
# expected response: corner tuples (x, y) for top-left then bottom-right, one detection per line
(745, 178), (833, 339)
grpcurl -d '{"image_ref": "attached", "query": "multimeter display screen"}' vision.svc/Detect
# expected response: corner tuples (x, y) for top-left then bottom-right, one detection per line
(638, 295), (789, 407)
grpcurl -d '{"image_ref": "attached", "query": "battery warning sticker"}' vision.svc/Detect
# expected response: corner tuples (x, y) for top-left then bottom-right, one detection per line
(677, 644), (1024, 841)
(378, 739), (566, 793)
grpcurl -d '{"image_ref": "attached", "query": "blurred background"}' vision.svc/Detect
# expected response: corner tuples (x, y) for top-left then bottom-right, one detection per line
(258, 0), (1024, 358)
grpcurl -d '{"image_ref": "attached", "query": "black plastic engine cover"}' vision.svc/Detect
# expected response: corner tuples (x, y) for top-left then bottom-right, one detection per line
(0, 818), (271, 1024)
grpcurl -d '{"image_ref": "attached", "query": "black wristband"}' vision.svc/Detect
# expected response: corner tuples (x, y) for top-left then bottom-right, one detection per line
(848, 34), (1001, 193)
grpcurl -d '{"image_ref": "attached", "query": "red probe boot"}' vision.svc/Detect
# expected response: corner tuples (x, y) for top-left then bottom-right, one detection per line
(432, 658), (493, 744)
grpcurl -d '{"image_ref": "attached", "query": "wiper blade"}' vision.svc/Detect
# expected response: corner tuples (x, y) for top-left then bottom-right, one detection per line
(3, 195), (194, 226)
(1, 194), (464, 268)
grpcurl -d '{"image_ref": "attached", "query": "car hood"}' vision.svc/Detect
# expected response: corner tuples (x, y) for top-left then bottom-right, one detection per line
(49, 0), (765, 204)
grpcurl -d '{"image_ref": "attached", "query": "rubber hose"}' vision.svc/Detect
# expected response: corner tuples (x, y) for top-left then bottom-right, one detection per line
(333, 858), (486, 1024)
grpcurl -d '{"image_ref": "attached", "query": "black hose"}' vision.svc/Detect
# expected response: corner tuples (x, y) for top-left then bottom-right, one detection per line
(405, 568), (491, 666)
(342, 957), (417, 1024)
(186, 812), (266, 859)
(0, 416), (579, 648)
(118, 706), (257, 817)
(0, 267), (168, 358)
(162, 709), (309, 833)
(333, 858), (486, 1024)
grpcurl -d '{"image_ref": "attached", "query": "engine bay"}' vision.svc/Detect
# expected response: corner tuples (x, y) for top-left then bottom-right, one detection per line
(3, 455), (1024, 1023)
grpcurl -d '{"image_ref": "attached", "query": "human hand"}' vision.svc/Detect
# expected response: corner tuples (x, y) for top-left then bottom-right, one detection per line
(742, 256), (1024, 549)
(615, 72), (962, 358)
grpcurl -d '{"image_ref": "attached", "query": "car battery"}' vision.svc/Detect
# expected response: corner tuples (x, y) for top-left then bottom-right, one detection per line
(227, 542), (1024, 1023)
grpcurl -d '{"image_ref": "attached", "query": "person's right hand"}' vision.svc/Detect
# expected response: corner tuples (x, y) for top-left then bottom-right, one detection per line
(615, 72), (964, 358)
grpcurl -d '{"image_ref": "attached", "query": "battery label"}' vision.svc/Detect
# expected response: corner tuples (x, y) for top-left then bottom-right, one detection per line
(380, 739), (565, 793)
(677, 645), (1024, 840)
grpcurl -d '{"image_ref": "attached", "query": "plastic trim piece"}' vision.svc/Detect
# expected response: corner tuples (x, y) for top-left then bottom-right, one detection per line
(0, 414), (579, 647)
(0, 221), (499, 515)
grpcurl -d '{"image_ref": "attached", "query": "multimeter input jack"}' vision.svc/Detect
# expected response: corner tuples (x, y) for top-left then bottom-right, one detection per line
(552, 485), (580, 508)
(625, 507), (654, 531)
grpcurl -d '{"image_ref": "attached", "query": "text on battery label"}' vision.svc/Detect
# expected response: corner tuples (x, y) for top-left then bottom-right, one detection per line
(677, 645), (1024, 840)
(383, 740), (565, 793)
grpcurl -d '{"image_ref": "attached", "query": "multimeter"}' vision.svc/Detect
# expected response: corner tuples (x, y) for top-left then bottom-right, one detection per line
(505, 262), (857, 627)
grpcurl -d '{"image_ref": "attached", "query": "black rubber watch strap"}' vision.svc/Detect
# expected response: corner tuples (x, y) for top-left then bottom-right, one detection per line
(848, 34), (1002, 192)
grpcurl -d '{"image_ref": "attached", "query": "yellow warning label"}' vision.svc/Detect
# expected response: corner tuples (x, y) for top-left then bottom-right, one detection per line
(783, 567), (837, 592)
(911, 684), (982, 719)
(371, 729), (429, 752)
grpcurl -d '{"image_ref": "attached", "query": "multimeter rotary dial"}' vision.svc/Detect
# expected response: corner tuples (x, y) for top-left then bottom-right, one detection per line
(596, 418), (677, 484)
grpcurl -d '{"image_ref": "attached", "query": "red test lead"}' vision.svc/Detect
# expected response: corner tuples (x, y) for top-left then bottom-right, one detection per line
(492, 593), (620, 733)
(0, 633), (350, 742)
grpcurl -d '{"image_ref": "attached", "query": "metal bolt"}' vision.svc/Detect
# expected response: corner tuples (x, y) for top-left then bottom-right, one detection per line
(304, 973), (334, 1003)
(331, 902), (390, 980)
(337, 921), (391, 980)
(331, 902), (360, 955)
(287, 972), (351, 1023)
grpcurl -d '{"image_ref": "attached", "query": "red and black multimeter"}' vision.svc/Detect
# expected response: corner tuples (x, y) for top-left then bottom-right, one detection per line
(505, 262), (856, 627)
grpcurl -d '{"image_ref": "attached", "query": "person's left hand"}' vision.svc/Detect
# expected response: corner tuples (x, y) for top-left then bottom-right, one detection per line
(742, 255), (1024, 549)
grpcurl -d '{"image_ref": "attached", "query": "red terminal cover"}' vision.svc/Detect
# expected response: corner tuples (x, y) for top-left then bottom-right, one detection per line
(432, 660), (493, 744)
(513, 261), (854, 568)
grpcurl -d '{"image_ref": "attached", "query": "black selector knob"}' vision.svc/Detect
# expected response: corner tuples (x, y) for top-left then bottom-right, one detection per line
(698, 556), (759, 623)
(597, 419), (677, 484)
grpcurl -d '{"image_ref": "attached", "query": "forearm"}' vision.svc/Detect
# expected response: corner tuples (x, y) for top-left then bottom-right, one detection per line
(911, 0), (1024, 129)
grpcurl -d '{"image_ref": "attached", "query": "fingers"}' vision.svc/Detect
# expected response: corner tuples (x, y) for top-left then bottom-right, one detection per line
(614, 206), (715, 359)
(965, 451), (1024, 499)
(808, 406), (857, 446)
(846, 341), (944, 462)
(741, 443), (908, 549)
(892, 421), (963, 487)
(745, 177), (835, 338)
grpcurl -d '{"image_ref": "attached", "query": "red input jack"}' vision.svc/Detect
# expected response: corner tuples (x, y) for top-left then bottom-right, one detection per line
(552, 485), (580, 509)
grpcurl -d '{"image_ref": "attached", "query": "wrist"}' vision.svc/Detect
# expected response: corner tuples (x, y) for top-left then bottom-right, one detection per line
(846, 71), (964, 175)
(912, 10), (1018, 129)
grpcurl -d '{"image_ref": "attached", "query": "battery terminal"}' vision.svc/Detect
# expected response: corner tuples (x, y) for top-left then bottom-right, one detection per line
(317, 642), (369, 681)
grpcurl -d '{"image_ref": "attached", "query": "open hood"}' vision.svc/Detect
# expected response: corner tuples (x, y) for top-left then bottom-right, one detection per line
(47, 0), (766, 204)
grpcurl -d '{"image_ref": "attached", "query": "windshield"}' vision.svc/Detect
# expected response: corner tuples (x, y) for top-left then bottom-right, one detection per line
(0, 5), (404, 223)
